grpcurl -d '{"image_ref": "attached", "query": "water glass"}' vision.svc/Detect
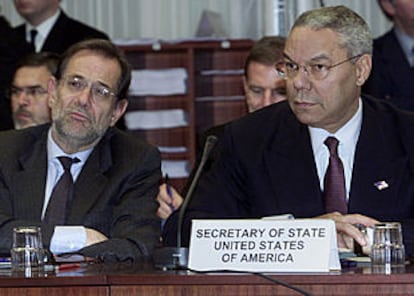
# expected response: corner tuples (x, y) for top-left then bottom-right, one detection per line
(10, 226), (45, 274)
(371, 222), (405, 274)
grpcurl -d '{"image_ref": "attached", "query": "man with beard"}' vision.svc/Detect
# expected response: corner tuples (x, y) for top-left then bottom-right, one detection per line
(163, 6), (414, 258)
(0, 39), (161, 263)
(9, 52), (59, 129)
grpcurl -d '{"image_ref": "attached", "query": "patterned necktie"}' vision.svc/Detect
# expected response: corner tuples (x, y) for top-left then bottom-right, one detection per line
(29, 29), (37, 52)
(323, 137), (347, 214)
(43, 157), (79, 225)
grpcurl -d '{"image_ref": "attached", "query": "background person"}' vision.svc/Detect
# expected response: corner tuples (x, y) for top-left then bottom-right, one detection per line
(13, 0), (109, 54)
(157, 36), (287, 220)
(362, 0), (414, 111)
(0, 8), (27, 130)
(9, 52), (59, 129)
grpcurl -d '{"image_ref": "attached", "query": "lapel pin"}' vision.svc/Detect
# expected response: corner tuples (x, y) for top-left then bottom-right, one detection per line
(374, 180), (389, 191)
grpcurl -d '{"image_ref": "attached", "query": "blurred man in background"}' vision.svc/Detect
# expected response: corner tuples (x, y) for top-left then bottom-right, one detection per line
(157, 36), (287, 220)
(9, 52), (59, 129)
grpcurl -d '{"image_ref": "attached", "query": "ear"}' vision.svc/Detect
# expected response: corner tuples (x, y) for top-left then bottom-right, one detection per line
(355, 54), (372, 86)
(110, 99), (128, 127)
(379, 0), (396, 17)
(47, 76), (58, 109)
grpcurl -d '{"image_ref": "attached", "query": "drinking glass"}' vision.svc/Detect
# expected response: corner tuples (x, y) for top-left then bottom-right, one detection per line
(10, 226), (45, 274)
(371, 222), (405, 274)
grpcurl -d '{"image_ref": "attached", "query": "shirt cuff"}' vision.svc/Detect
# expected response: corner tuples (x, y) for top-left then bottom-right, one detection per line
(50, 226), (86, 254)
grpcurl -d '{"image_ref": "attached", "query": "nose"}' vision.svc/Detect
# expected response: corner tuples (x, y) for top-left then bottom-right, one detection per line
(291, 66), (312, 90)
(15, 91), (30, 106)
(76, 86), (93, 106)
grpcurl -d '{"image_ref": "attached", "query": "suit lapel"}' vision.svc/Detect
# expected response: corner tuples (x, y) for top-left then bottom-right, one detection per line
(67, 132), (112, 223)
(263, 110), (325, 216)
(41, 12), (68, 53)
(13, 131), (48, 220)
(349, 99), (408, 210)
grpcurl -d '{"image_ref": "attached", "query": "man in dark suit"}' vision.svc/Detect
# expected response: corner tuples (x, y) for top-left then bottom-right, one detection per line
(13, 0), (108, 54)
(362, 0), (414, 111)
(0, 14), (27, 131)
(163, 5), (414, 256)
(0, 39), (161, 262)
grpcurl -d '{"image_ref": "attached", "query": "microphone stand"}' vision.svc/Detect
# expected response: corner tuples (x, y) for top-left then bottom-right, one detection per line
(153, 135), (218, 270)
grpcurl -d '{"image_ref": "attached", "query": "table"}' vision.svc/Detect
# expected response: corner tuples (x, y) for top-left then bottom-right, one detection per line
(0, 262), (413, 295)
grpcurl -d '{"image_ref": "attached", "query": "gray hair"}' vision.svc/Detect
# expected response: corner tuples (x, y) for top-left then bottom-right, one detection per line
(291, 5), (372, 58)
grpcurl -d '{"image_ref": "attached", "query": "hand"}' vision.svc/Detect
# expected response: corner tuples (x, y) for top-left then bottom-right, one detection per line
(316, 212), (379, 250)
(156, 183), (183, 219)
(85, 228), (108, 246)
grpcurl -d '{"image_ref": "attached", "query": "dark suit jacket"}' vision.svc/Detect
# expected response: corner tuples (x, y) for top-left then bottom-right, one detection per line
(0, 124), (162, 262)
(362, 29), (414, 111)
(163, 97), (414, 255)
(181, 124), (225, 196)
(14, 10), (109, 55)
(0, 16), (26, 131)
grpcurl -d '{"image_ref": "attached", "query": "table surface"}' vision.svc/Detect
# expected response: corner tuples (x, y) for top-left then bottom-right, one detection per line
(0, 261), (413, 295)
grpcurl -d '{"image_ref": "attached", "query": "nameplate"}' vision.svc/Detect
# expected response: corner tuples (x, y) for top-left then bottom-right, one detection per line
(188, 219), (340, 272)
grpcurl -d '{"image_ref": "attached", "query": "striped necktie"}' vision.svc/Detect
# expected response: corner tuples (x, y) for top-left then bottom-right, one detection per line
(323, 137), (347, 214)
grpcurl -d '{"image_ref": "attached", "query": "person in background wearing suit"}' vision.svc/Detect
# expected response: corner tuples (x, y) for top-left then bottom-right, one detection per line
(13, 0), (109, 54)
(0, 8), (27, 131)
(157, 36), (286, 220)
(163, 5), (414, 257)
(0, 39), (161, 262)
(362, 0), (414, 111)
(9, 52), (59, 130)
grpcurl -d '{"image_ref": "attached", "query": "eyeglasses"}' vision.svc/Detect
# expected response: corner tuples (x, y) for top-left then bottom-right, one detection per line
(60, 76), (117, 102)
(8, 86), (48, 99)
(275, 54), (363, 81)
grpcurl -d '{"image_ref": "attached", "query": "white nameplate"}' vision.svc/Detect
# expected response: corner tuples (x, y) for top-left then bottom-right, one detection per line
(188, 219), (340, 272)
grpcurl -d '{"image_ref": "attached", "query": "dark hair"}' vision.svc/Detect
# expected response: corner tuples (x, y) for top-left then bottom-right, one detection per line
(243, 36), (286, 78)
(56, 38), (131, 101)
(15, 51), (60, 76)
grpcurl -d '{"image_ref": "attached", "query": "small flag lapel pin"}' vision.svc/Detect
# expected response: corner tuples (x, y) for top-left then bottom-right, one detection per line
(374, 180), (389, 190)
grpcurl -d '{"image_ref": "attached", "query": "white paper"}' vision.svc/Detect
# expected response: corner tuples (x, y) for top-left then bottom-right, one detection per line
(124, 109), (188, 130)
(129, 68), (188, 96)
(161, 160), (190, 178)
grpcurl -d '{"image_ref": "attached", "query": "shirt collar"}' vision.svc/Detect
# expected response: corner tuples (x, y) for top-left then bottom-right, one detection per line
(393, 27), (414, 66)
(25, 9), (60, 43)
(47, 128), (93, 165)
(308, 97), (363, 152)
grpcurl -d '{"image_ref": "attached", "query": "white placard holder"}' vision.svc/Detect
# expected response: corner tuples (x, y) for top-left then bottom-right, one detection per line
(188, 219), (340, 272)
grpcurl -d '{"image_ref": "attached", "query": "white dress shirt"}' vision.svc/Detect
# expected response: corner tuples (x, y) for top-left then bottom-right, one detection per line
(45, 129), (93, 254)
(309, 98), (363, 200)
(25, 9), (60, 52)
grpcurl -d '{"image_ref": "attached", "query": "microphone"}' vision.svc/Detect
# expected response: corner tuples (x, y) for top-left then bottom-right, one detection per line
(153, 135), (218, 270)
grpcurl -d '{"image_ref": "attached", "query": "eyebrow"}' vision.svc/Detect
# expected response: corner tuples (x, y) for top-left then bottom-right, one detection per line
(283, 53), (331, 63)
(12, 84), (44, 89)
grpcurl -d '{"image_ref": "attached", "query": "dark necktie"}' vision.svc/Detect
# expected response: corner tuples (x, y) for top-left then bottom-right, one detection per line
(29, 29), (37, 52)
(323, 137), (347, 214)
(43, 157), (79, 225)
